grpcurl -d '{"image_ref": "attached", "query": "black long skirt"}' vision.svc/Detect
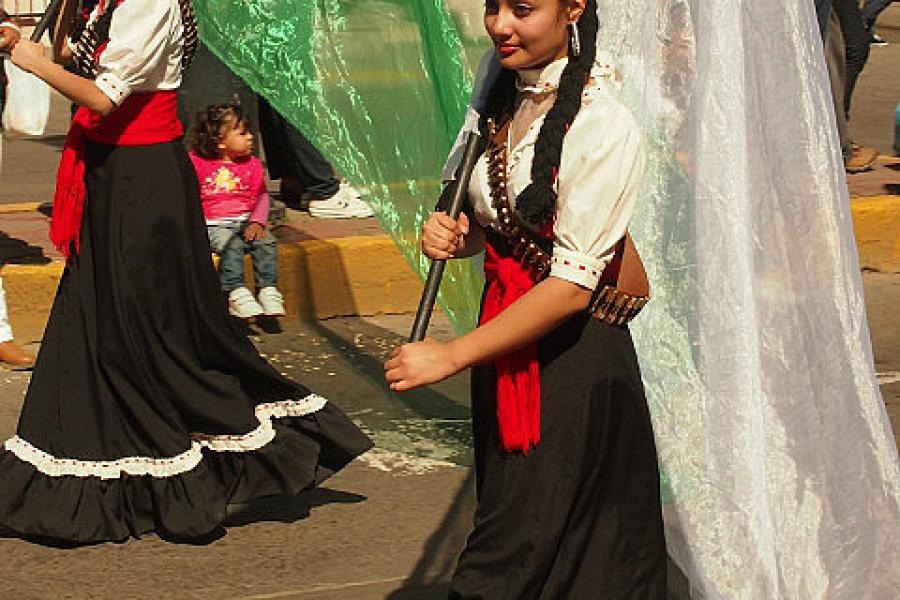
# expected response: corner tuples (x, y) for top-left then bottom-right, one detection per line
(0, 140), (372, 543)
(449, 314), (667, 599)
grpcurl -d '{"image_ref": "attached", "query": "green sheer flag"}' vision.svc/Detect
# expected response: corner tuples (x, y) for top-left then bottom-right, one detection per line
(193, 0), (489, 332)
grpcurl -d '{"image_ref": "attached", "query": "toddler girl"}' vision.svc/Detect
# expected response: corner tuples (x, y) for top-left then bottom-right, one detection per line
(190, 103), (284, 318)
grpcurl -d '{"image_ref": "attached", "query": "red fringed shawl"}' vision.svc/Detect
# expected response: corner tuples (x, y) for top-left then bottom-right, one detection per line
(480, 238), (542, 453)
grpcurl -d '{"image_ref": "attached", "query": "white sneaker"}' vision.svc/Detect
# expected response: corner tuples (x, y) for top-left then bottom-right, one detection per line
(228, 287), (263, 319)
(257, 286), (286, 316)
(308, 182), (374, 219)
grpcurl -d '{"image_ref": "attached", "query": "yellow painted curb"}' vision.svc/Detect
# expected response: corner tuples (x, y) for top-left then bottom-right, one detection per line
(268, 234), (423, 319)
(850, 195), (900, 274)
(1, 263), (65, 343)
(0, 202), (44, 214)
(2, 196), (897, 339)
(1, 235), (424, 337)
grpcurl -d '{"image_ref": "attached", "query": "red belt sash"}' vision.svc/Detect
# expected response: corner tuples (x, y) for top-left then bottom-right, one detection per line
(51, 90), (183, 259)
(480, 238), (541, 453)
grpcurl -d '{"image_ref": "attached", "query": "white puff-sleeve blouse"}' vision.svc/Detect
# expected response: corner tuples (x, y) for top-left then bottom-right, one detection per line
(78, 0), (185, 105)
(460, 54), (646, 291)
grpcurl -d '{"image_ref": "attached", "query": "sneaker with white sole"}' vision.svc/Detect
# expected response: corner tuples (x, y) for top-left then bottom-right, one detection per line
(257, 286), (286, 316)
(308, 182), (374, 219)
(228, 287), (263, 319)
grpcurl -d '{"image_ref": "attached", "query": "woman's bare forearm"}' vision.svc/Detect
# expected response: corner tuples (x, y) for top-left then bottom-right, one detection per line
(31, 57), (113, 115)
(447, 276), (593, 369)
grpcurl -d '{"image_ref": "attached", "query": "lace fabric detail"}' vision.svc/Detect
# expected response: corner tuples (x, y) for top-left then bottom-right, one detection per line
(592, 2), (900, 596)
(3, 395), (328, 480)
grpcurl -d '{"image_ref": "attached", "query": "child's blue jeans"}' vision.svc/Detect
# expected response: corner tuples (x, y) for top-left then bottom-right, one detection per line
(207, 221), (278, 293)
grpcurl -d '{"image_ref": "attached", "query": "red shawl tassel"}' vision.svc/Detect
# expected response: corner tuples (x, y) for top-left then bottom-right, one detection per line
(480, 239), (541, 453)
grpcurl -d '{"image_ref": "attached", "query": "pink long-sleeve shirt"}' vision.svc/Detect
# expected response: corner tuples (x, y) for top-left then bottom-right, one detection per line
(189, 153), (269, 226)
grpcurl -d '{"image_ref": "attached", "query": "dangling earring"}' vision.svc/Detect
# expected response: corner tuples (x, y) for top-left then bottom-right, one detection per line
(568, 22), (581, 58)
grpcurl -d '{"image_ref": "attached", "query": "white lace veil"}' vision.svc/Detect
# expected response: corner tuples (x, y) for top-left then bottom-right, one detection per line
(604, 1), (900, 597)
(445, 0), (900, 597)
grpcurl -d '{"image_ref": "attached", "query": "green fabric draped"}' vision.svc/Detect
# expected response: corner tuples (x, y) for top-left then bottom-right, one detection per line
(193, 0), (489, 332)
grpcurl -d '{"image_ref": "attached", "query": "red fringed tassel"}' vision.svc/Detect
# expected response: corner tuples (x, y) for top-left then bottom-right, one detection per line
(481, 240), (541, 453)
(49, 112), (90, 260)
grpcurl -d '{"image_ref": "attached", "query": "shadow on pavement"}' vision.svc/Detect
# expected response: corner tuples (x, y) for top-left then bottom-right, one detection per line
(29, 135), (66, 149)
(386, 582), (451, 599)
(0, 232), (51, 265)
(0, 527), (115, 550)
(386, 467), (475, 598)
(308, 313), (477, 595)
(224, 487), (366, 528)
(311, 318), (472, 447)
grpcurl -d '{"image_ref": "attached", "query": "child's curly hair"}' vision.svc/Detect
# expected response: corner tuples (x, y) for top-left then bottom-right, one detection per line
(190, 103), (249, 159)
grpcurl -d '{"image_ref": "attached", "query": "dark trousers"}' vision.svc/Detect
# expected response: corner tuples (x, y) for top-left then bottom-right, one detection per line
(861, 0), (892, 29)
(832, 0), (870, 116)
(257, 96), (339, 200)
(825, 6), (852, 159)
(814, 0), (831, 41)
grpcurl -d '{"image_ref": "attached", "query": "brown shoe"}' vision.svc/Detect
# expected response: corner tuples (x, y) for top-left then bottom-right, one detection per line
(0, 341), (35, 369)
(845, 145), (879, 173)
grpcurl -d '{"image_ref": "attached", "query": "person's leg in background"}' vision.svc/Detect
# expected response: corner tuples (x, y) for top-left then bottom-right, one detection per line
(825, 6), (853, 162)
(861, 0), (892, 44)
(0, 276), (35, 368)
(257, 95), (372, 219)
(826, 1), (878, 172)
(257, 94), (339, 202)
(814, 0), (831, 43)
(833, 0), (870, 119)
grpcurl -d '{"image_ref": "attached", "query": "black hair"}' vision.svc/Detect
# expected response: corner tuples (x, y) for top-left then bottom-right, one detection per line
(190, 103), (249, 159)
(70, 0), (101, 43)
(481, 0), (600, 226)
(90, 0), (118, 47)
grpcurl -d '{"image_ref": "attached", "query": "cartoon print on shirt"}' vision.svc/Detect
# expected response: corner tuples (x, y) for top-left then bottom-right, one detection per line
(203, 166), (246, 195)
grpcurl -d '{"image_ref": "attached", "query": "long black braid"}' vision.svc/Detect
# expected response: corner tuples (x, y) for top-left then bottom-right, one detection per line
(482, 0), (600, 226)
(69, 0), (100, 43)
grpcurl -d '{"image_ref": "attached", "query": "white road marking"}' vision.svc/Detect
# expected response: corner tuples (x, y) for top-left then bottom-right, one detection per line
(234, 575), (409, 598)
(356, 448), (458, 475)
(878, 371), (900, 385)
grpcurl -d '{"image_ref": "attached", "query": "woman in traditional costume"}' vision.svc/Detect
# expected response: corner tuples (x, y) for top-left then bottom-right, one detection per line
(0, 0), (371, 543)
(385, 0), (667, 596)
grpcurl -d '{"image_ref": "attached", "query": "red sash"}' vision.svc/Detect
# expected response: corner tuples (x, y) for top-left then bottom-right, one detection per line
(51, 91), (183, 259)
(480, 239), (541, 453)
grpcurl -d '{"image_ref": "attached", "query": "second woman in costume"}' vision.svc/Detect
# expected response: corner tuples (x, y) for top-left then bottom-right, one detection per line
(0, 0), (371, 543)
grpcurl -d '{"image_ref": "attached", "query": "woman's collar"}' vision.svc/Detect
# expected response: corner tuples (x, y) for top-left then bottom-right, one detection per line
(516, 56), (569, 94)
